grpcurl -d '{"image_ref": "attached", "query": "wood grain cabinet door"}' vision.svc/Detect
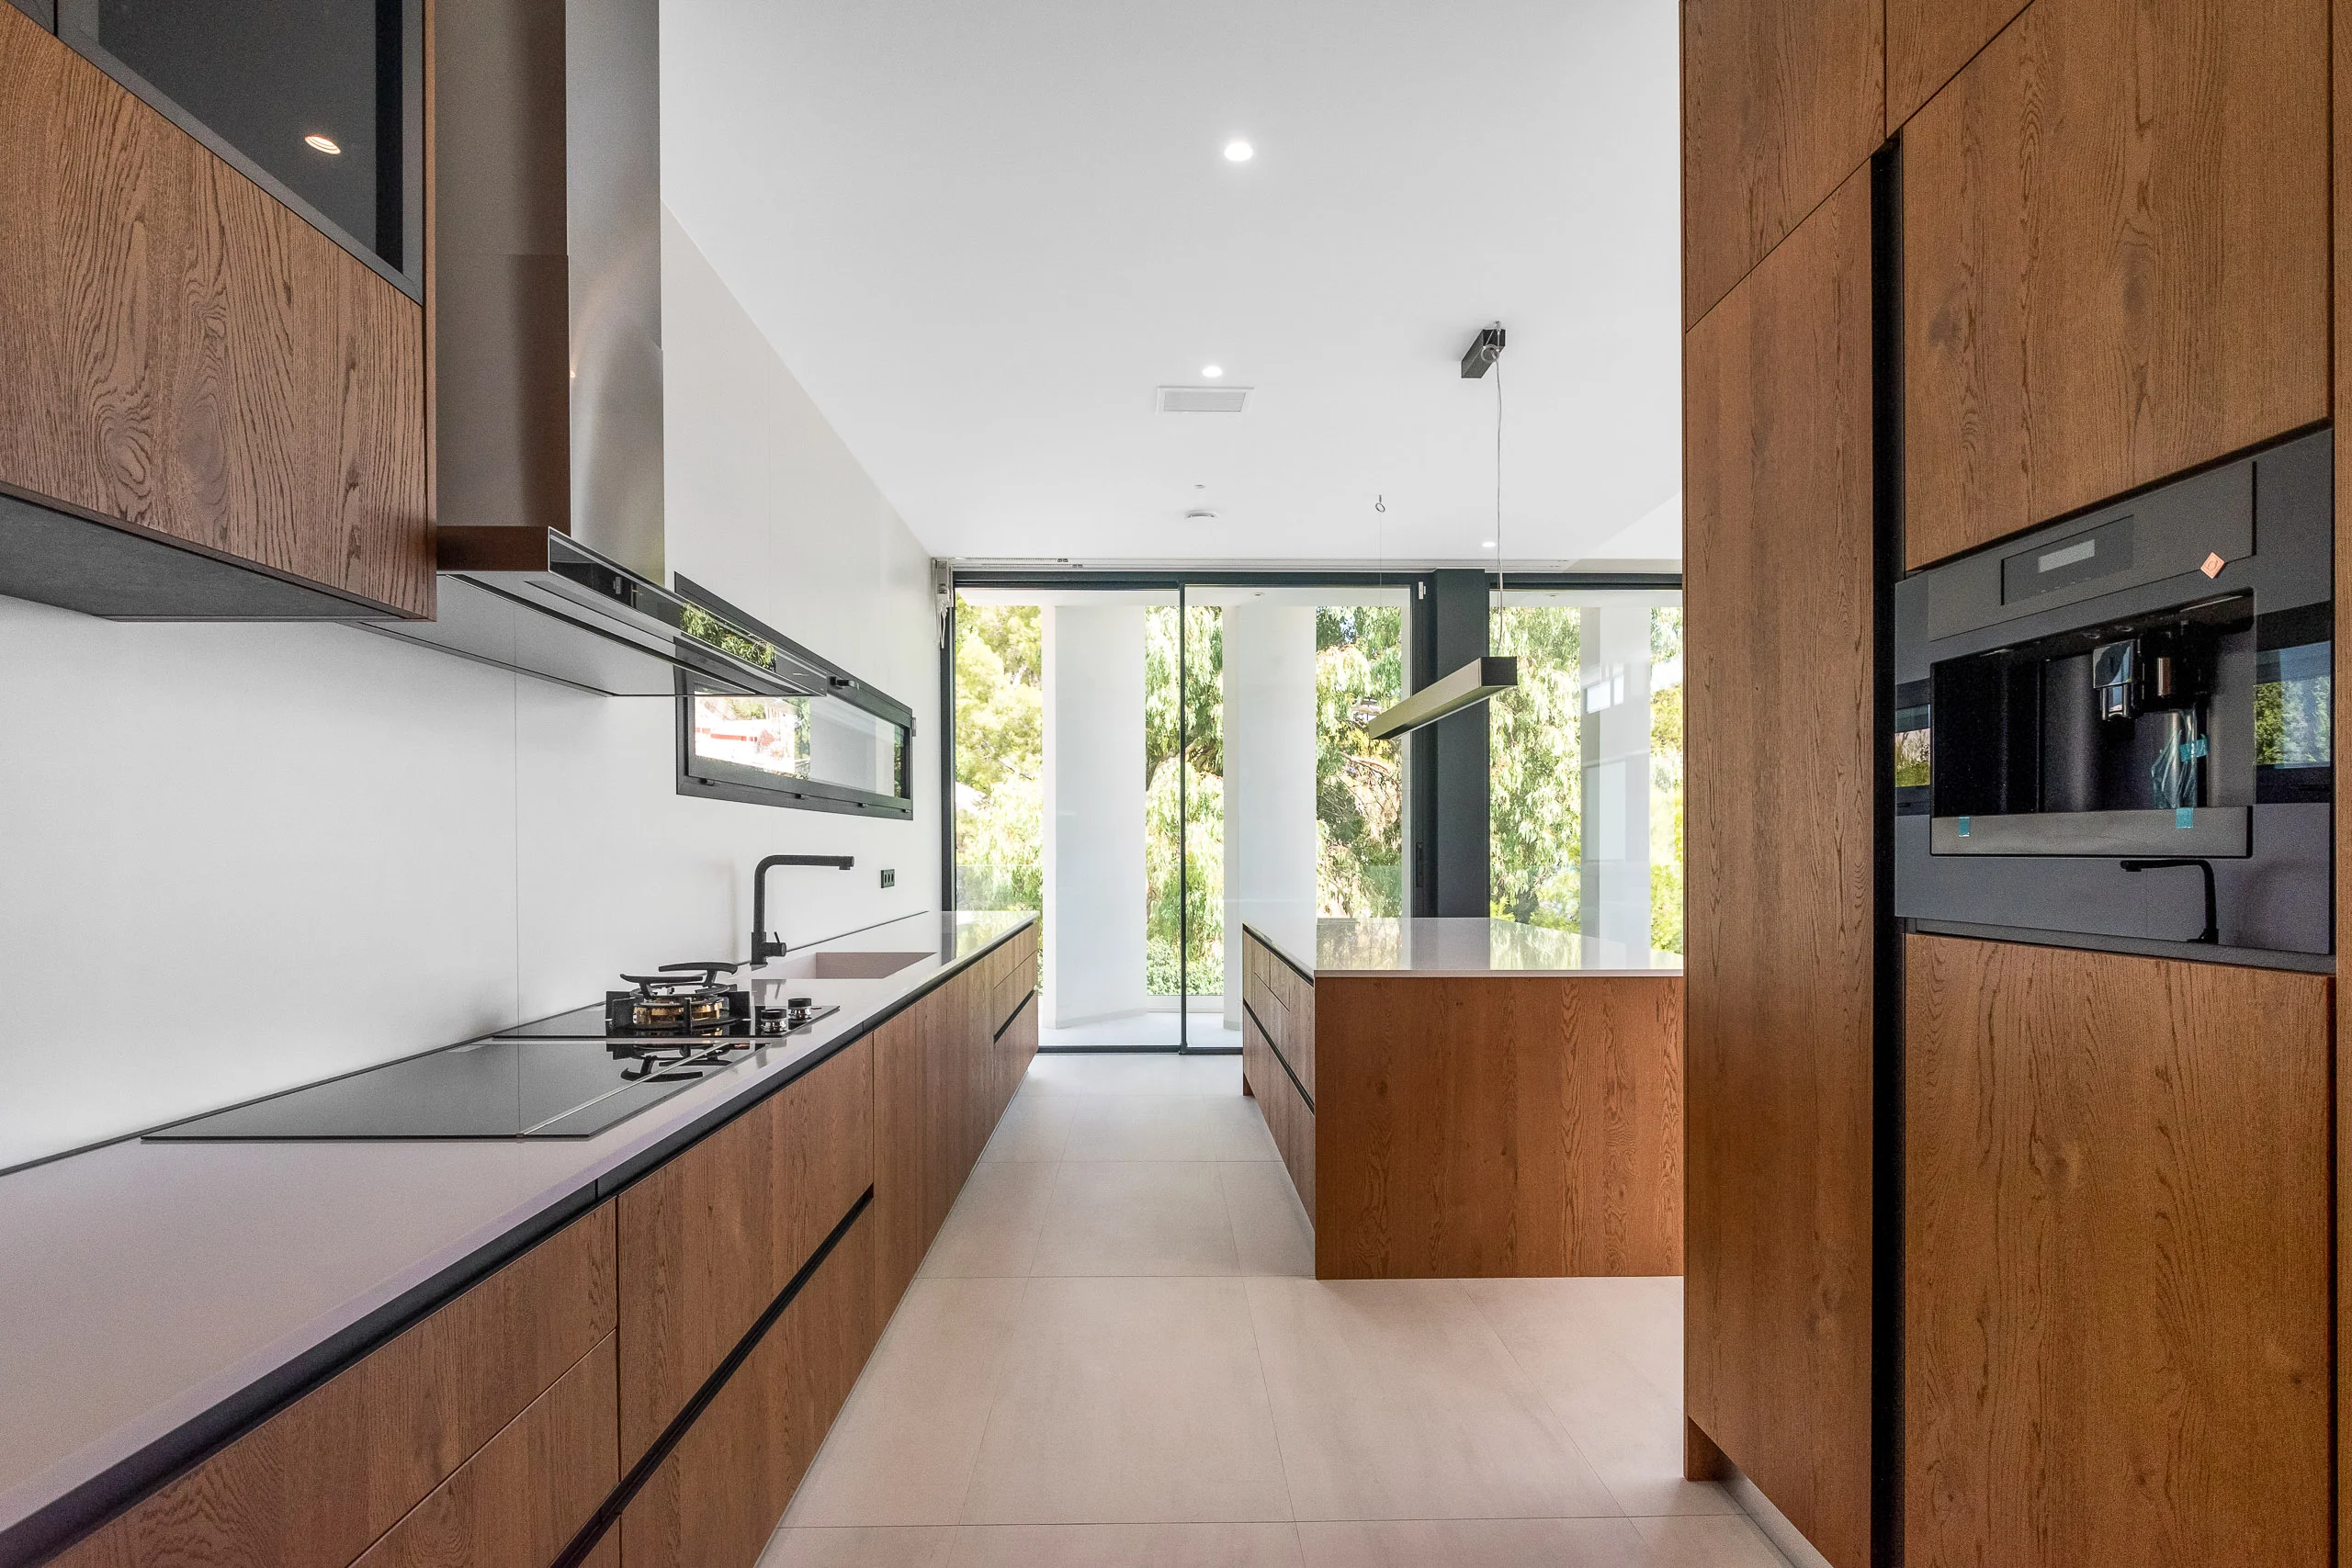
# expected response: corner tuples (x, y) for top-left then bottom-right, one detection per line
(1902, 0), (2328, 569)
(872, 1006), (928, 1326)
(1680, 0), (1883, 328)
(0, 6), (432, 617)
(350, 1334), (619, 1568)
(621, 1211), (879, 1568)
(1682, 163), (1878, 1568)
(617, 1040), (875, 1469)
(51, 1204), (616, 1568)
(1905, 936), (2330, 1568)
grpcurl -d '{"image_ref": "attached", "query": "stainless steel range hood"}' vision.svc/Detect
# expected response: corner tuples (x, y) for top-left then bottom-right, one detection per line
(371, 0), (807, 698)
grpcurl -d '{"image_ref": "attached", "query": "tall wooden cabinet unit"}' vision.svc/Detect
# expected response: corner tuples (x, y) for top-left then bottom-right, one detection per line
(1884, 0), (2027, 129)
(0, 5), (432, 620)
(1901, 0), (2329, 570)
(1679, 0), (1883, 327)
(1905, 936), (2331, 1568)
(1682, 164), (1880, 1568)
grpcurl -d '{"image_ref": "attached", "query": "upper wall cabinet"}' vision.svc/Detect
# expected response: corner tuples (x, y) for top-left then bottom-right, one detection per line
(0, 4), (431, 620)
(1886, 0), (2029, 130)
(1680, 0), (1883, 329)
(1902, 0), (2327, 571)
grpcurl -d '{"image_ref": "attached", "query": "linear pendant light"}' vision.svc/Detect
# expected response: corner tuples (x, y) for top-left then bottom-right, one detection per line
(1365, 654), (1519, 739)
(1363, 322), (1520, 742)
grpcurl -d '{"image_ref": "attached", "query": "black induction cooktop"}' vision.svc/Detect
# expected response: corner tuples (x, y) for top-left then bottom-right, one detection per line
(144, 1036), (743, 1142)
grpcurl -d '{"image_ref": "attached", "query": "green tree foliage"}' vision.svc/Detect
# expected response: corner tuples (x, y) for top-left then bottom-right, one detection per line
(952, 601), (1043, 915)
(1144, 606), (1225, 995)
(1649, 608), (1685, 954)
(1488, 605), (1584, 929)
(1316, 606), (1405, 916)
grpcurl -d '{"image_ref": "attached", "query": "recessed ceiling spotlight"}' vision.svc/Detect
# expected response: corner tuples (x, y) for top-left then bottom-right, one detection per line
(1186, 508), (1219, 522)
(1202, 365), (1224, 378)
(1482, 540), (1498, 548)
(1224, 140), (1253, 163)
(304, 133), (342, 154)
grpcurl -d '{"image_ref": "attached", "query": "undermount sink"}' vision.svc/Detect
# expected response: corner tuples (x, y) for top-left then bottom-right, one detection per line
(764, 950), (933, 981)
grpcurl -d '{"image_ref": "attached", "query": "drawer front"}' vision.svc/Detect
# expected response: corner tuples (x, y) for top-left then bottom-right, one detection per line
(621, 1210), (879, 1568)
(350, 1334), (618, 1568)
(618, 1039), (875, 1466)
(53, 1203), (616, 1568)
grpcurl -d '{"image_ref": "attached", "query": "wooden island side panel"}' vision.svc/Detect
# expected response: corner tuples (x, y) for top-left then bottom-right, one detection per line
(1312, 974), (1683, 1280)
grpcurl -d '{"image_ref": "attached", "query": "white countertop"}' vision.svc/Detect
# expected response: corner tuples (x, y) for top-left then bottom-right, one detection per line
(0, 910), (1033, 1563)
(1250, 918), (1685, 978)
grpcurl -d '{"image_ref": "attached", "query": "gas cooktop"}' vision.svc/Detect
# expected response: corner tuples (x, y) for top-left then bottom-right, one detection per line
(144, 968), (842, 1143)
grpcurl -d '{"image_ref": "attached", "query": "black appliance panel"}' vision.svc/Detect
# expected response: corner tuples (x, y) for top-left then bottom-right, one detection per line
(1894, 429), (2333, 960)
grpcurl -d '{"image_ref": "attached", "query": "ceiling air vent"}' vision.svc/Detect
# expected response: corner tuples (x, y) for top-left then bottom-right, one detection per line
(1157, 385), (1251, 413)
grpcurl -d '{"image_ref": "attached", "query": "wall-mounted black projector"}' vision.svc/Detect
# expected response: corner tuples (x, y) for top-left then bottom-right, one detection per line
(1460, 323), (1506, 378)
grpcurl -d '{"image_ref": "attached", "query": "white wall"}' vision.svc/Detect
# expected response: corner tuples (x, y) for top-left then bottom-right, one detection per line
(0, 212), (941, 1171)
(1220, 604), (1318, 1025)
(1041, 604), (1147, 1027)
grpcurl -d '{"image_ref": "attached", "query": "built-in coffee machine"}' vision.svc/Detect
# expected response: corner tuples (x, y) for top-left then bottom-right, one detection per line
(1894, 429), (2332, 964)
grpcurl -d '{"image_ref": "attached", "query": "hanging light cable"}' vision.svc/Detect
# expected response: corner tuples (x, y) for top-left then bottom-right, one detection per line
(1366, 322), (1520, 742)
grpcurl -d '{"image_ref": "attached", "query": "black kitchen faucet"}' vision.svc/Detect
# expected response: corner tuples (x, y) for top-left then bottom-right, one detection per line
(751, 854), (855, 964)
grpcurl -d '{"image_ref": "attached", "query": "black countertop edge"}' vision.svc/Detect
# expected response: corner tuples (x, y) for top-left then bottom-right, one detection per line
(1240, 923), (1316, 987)
(0, 914), (1035, 1568)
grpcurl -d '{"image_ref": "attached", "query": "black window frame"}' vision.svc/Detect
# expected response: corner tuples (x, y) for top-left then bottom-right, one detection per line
(672, 577), (916, 820)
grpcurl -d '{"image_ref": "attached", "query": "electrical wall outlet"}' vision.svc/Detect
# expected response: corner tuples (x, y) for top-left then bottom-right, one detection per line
(879, 868), (896, 888)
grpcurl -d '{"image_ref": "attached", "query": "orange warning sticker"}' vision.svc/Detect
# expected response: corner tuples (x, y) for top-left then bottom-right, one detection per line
(2200, 552), (2226, 579)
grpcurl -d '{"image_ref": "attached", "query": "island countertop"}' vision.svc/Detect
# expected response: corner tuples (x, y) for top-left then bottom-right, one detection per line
(1246, 918), (1686, 980)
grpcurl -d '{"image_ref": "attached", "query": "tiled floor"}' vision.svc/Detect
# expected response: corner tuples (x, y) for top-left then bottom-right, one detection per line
(764, 1054), (1790, 1568)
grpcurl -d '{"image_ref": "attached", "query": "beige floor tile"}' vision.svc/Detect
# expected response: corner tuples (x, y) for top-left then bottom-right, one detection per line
(919, 1159), (1057, 1278)
(1632, 1515), (1793, 1567)
(1023, 1054), (1243, 1097)
(978, 1094), (1078, 1162)
(1247, 1277), (1621, 1521)
(786, 1277), (1030, 1526)
(1031, 1161), (1245, 1276)
(1462, 1280), (1735, 1517)
(1062, 1096), (1222, 1160)
(1474, 1276), (1687, 1401)
(1201, 1095), (1282, 1160)
(760, 1526), (959, 1567)
(1295, 1518), (1652, 1568)
(960, 1275), (1293, 1523)
(1216, 1162), (1314, 1278)
(950, 1522), (1304, 1567)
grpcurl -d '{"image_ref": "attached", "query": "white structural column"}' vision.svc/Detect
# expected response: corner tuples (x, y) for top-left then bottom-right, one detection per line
(1042, 604), (1148, 1027)
(1578, 604), (1655, 948)
(1220, 604), (1319, 1027)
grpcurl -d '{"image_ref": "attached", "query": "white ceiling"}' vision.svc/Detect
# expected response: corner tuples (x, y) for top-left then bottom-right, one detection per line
(660, 0), (1681, 567)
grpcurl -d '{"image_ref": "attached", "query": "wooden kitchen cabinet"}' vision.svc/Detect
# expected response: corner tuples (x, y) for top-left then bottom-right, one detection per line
(0, 5), (432, 619)
(1885, 0), (2026, 129)
(1679, 0), (1883, 328)
(349, 1335), (619, 1568)
(1241, 931), (1316, 1217)
(1905, 935), (2330, 1568)
(620, 1212), (877, 1568)
(1682, 162), (1877, 1568)
(616, 1036), (874, 1469)
(1902, 0), (2328, 570)
(873, 923), (1038, 1325)
(51, 1202), (616, 1568)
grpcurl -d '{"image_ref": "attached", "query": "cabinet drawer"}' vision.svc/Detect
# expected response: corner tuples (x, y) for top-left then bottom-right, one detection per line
(621, 1210), (879, 1568)
(350, 1334), (619, 1568)
(53, 1202), (616, 1568)
(618, 1039), (874, 1467)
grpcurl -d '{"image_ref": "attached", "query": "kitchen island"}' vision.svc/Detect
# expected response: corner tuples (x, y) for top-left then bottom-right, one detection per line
(1242, 918), (1685, 1280)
